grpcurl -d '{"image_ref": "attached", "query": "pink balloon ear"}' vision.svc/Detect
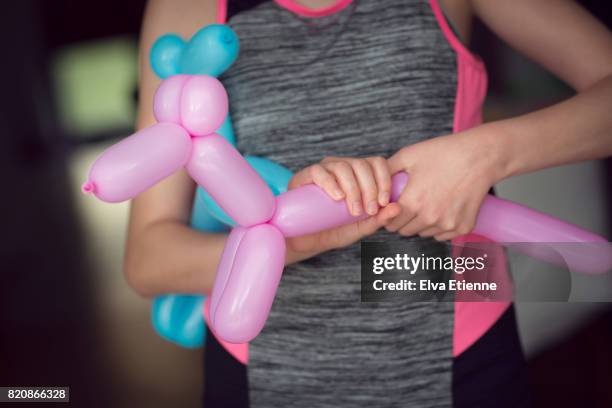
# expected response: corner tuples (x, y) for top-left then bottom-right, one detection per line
(153, 74), (190, 123)
(180, 76), (229, 136)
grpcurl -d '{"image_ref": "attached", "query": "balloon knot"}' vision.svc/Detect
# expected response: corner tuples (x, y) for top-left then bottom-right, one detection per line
(81, 181), (95, 194)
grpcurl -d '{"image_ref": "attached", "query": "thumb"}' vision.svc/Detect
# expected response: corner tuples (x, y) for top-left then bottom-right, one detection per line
(356, 203), (402, 237)
(376, 203), (401, 224)
(287, 168), (312, 190)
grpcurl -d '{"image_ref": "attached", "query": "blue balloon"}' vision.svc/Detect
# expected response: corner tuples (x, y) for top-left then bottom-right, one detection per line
(149, 34), (185, 79)
(180, 25), (239, 77)
(195, 187), (235, 227)
(190, 194), (230, 233)
(150, 24), (239, 79)
(245, 156), (294, 196)
(151, 295), (206, 349)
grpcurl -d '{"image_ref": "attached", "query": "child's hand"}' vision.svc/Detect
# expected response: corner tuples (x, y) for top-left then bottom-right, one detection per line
(285, 156), (400, 256)
(385, 129), (500, 241)
(288, 156), (392, 216)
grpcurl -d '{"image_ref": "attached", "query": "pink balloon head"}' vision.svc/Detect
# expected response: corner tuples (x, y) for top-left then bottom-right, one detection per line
(85, 74), (235, 204)
(154, 75), (229, 136)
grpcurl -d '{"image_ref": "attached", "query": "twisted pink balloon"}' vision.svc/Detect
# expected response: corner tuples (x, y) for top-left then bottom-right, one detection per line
(83, 74), (611, 344)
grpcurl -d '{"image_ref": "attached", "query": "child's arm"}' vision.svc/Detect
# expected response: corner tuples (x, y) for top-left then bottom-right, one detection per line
(387, 0), (612, 241)
(124, 0), (226, 297)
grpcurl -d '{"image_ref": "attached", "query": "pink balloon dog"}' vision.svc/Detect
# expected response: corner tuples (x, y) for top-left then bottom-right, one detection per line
(83, 74), (611, 344)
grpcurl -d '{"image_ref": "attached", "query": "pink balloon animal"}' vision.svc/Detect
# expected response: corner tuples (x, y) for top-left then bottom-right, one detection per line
(84, 74), (611, 344)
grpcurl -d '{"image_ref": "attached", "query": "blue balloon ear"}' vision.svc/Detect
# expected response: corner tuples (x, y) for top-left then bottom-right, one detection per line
(150, 34), (186, 79)
(179, 24), (240, 77)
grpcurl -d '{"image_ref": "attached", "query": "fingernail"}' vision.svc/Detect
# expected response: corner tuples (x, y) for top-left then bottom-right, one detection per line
(333, 189), (344, 200)
(352, 201), (362, 216)
(367, 201), (378, 215)
(379, 192), (390, 206)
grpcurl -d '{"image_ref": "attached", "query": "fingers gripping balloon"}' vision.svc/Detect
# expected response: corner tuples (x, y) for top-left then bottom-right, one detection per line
(84, 35), (612, 346)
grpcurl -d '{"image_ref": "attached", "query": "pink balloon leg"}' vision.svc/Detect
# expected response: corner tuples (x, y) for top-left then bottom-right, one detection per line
(209, 226), (247, 321)
(186, 134), (276, 227)
(211, 224), (286, 344)
(474, 196), (611, 274)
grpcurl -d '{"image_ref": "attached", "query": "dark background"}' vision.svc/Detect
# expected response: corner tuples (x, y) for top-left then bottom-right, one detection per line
(1, 1), (611, 407)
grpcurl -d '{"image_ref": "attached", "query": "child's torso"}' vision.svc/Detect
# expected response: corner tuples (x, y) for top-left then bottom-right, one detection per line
(221, 1), (458, 406)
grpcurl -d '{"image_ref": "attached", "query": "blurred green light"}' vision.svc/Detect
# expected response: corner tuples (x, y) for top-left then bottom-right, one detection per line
(53, 37), (138, 138)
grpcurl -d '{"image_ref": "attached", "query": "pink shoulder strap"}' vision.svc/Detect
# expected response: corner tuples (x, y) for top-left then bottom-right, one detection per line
(204, 297), (249, 364)
(429, 0), (483, 70)
(429, 0), (511, 357)
(217, 0), (228, 23)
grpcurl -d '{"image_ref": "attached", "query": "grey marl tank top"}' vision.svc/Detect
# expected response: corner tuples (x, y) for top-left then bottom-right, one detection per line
(221, 1), (458, 406)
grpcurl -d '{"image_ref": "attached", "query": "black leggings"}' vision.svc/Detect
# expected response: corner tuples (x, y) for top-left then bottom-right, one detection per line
(453, 306), (533, 407)
(203, 306), (532, 407)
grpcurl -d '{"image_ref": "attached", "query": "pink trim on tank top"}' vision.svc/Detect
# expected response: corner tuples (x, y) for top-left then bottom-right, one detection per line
(217, 0), (228, 23)
(430, 0), (511, 357)
(204, 297), (249, 364)
(274, 0), (353, 18)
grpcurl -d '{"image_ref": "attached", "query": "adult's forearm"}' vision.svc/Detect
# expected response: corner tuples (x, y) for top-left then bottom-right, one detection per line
(487, 73), (612, 182)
